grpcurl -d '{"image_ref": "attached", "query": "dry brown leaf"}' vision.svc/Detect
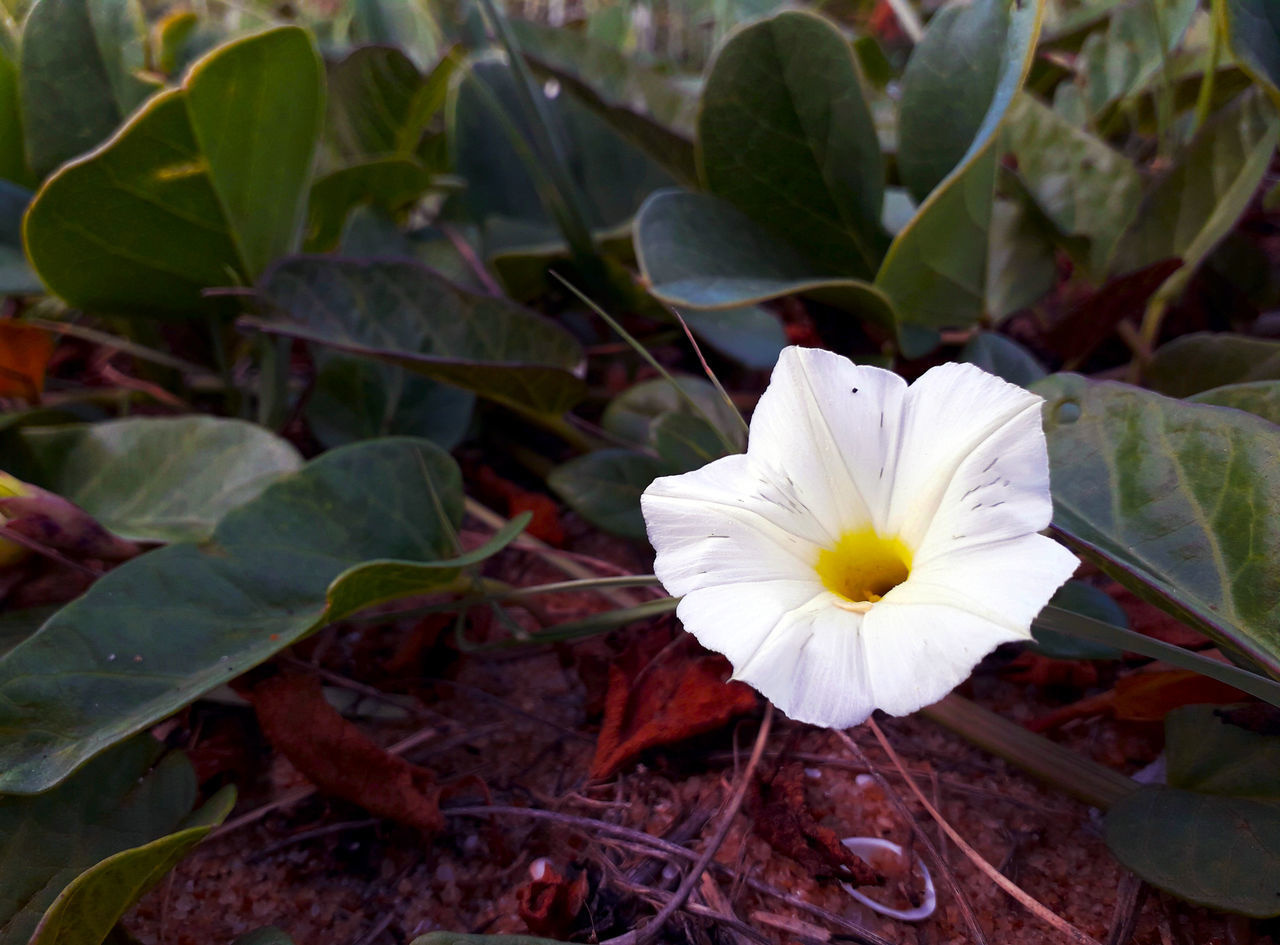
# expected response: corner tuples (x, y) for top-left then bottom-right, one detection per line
(589, 644), (758, 779)
(1027, 669), (1249, 732)
(748, 763), (881, 887)
(247, 671), (444, 832)
(515, 859), (589, 938)
(0, 321), (55, 400)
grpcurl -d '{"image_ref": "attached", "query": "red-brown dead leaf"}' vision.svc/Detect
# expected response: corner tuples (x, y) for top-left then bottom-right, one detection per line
(0, 321), (55, 400)
(1026, 669), (1249, 732)
(589, 645), (758, 779)
(472, 466), (564, 546)
(1107, 583), (1209, 648)
(749, 763), (881, 887)
(247, 671), (444, 832)
(516, 860), (589, 938)
(1002, 651), (1100, 689)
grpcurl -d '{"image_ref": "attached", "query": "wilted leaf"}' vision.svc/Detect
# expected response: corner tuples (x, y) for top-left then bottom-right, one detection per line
(1106, 706), (1280, 916)
(18, 0), (153, 179)
(1147, 332), (1280, 398)
(23, 27), (324, 316)
(247, 671), (443, 831)
(1038, 374), (1280, 676)
(0, 737), (217, 945)
(548, 449), (667, 540)
(0, 438), (488, 794)
(252, 257), (586, 417)
(590, 648), (758, 778)
(12, 416), (303, 543)
(698, 10), (887, 280)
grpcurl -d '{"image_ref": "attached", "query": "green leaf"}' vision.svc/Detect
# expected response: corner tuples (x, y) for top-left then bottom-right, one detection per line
(252, 257), (586, 417)
(1190, 380), (1280, 425)
(676, 306), (786, 370)
(650, 412), (731, 472)
(509, 19), (697, 185)
(29, 785), (234, 945)
(305, 158), (434, 252)
(350, 0), (441, 72)
(305, 356), (474, 451)
(1031, 580), (1124, 659)
(325, 512), (529, 623)
(602, 374), (745, 451)
(1002, 91), (1142, 277)
(0, 738), (203, 945)
(11, 416), (302, 542)
(234, 930), (294, 945)
(984, 197), (1058, 322)
(1106, 706), (1280, 916)
(18, 0), (152, 180)
(1222, 0), (1280, 104)
(0, 437), (473, 793)
(1038, 373), (1280, 677)
(0, 40), (31, 187)
(875, 0), (1044, 354)
(1147, 332), (1280, 398)
(697, 10), (887, 280)
(634, 189), (894, 324)
(1113, 88), (1280, 297)
(0, 180), (40, 294)
(325, 44), (453, 161)
(959, 331), (1047, 388)
(548, 449), (667, 540)
(23, 27), (324, 317)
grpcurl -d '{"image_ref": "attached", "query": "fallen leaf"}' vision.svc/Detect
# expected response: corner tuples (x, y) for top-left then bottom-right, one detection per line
(473, 466), (564, 546)
(246, 671), (444, 831)
(516, 859), (589, 938)
(0, 321), (55, 400)
(749, 764), (881, 886)
(589, 640), (758, 779)
(1026, 669), (1249, 732)
(0, 485), (140, 562)
(1003, 651), (1100, 689)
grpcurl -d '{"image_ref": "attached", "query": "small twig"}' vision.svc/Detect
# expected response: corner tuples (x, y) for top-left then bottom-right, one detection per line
(863, 719), (1104, 945)
(834, 728), (988, 945)
(605, 705), (774, 945)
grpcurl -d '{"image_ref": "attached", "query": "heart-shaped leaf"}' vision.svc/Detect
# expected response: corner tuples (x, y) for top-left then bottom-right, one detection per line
(602, 374), (745, 450)
(11, 416), (303, 542)
(876, 0), (1043, 353)
(0, 737), (222, 945)
(23, 26), (324, 317)
(251, 257), (585, 417)
(1106, 706), (1280, 916)
(18, 0), (153, 180)
(1038, 373), (1280, 676)
(1147, 332), (1280, 398)
(0, 437), (520, 794)
(697, 10), (887, 280)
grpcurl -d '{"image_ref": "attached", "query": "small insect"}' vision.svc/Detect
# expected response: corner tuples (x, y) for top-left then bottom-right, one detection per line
(851, 387), (859, 394)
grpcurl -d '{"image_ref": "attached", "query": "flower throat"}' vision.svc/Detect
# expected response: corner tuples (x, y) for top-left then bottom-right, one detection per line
(815, 528), (912, 614)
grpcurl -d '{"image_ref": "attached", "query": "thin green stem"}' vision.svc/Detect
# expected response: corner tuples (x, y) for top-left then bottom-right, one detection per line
(1192, 3), (1224, 136)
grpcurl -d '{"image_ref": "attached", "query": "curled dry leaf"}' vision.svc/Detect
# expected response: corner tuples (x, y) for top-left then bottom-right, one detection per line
(0, 485), (140, 562)
(590, 643), (758, 779)
(516, 859), (590, 938)
(748, 763), (881, 887)
(1027, 669), (1249, 733)
(247, 671), (444, 832)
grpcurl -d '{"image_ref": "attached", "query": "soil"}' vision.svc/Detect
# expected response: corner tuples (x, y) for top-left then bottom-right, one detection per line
(122, 518), (1260, 945)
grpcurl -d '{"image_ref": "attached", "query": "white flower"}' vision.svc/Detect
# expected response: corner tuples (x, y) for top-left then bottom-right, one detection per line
(641, 346), (1078, 729)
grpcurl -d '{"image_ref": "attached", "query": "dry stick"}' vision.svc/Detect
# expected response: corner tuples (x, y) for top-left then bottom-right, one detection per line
(604, 703), (775, 945)
(862, 719), (1105, 945)
(833, 730), (989, 945)
(1105, 872), (1146, 945)
(464, 496), (640, 609)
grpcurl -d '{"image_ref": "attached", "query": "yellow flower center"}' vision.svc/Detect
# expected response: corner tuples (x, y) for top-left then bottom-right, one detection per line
(815, 528), (912, 614)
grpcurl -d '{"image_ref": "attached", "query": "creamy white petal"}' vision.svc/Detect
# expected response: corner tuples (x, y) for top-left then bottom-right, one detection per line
(643, 454), (826, 597)
(747, 347), (907, 536)
(730, 594), (878, 729)
(910, 402), (1055, 562)
(885, 363), (1044, 550)
(888, 533), (1078, 632)
(675, 579), (827, 668)
(860, 602), (1028, 717)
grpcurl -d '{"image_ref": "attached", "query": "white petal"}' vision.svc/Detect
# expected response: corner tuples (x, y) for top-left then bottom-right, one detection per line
(730, 594), (879, 729)
(675, 579), (827, 668)
(860, 602), (1027, 717)
(747, 347), (907, 536)
(885, 363), (1045, 550)
(889, 533), (1079, 632)
(643, 453), (826, 598)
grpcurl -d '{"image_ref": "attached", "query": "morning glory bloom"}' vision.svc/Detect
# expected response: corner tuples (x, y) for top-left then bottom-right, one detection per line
(641, 346), (1078, 729)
